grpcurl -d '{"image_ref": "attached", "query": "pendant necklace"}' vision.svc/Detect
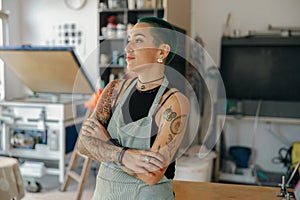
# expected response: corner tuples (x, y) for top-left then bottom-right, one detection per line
(137, 76), (164, 90)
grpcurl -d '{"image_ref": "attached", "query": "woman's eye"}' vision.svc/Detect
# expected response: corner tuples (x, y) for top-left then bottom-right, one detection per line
(135, 39), (143, 43)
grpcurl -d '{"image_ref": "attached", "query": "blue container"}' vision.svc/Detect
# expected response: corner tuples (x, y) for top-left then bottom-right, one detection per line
(229, 146), (252, 168)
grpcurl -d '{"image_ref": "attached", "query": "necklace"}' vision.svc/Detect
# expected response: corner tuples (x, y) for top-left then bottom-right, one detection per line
(136, 85), (160, 94)
(137, 76), (164, 90)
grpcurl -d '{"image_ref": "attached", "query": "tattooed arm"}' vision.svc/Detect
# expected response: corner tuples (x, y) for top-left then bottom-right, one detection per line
(120, 89), (190, 185)
(77, 79), (125, 162)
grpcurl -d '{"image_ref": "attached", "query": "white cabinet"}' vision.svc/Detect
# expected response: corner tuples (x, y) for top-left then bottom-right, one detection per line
(0, 47), (93, 183)
(0, 98), (86, 183)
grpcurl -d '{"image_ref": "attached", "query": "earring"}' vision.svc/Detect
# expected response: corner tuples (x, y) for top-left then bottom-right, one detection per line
(157, 57), (163, 63)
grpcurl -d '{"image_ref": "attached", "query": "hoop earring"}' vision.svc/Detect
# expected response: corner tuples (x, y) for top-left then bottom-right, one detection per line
(157, 57), (163, 63)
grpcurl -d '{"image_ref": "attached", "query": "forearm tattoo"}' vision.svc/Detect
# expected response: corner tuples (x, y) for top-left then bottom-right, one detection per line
(80, 81), (121, 162)
(166, 133), (174, 145)
(166, 137), (177, 160)
(81, 135), (120, 162)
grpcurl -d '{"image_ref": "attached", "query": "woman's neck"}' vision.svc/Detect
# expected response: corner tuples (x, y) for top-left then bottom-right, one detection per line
(136, 69), (165, 91)
(137, 65), (164, 83)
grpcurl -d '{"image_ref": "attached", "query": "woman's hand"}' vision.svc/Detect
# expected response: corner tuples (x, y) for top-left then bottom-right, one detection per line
(122, 149), (167, 177)
(81, 118), (110, 141)
(79, 117), (122, 163)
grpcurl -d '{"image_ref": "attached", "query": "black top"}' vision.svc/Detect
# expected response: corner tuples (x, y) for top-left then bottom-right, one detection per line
(121, 83), (176, 179)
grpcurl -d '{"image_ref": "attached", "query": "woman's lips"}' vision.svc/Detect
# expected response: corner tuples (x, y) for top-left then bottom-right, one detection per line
(126, 56), (135, 61)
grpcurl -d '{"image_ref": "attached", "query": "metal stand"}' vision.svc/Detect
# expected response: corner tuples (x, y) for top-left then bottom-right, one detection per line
(275, 161), (300, 200)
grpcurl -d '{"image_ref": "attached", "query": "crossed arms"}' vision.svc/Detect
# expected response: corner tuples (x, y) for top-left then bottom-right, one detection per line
(77, 79), (190, 185)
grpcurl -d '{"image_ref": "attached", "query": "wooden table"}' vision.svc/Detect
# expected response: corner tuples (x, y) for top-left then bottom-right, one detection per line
(173, 181), (286, 200)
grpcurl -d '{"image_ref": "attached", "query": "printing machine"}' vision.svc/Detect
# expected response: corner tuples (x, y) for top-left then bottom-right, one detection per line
(0, 46), (94, 183)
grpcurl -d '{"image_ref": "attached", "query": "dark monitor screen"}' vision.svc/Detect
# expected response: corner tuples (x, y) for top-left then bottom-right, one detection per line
(220, 37), (300, 101)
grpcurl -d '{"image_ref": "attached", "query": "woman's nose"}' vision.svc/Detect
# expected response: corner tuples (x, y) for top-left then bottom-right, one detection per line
(125, 43), (133, 53)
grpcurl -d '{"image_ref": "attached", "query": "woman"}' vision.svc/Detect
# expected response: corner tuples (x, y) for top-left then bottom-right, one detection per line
(78, 17), (190, 200)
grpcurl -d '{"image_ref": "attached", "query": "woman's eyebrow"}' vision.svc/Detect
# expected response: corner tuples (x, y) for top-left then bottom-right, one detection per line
(127, 33), (146, 41)
(133, 33), (146, 38)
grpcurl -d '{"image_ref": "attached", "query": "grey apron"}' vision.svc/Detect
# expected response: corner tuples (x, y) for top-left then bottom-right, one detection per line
(92, 77), (174, 200)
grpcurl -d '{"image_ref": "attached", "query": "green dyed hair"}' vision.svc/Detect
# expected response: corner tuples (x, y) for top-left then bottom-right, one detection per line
(138, 17), (178, 65)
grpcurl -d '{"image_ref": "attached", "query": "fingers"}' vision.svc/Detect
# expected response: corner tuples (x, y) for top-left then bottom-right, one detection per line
(144, 151), (166, 166)
(123, 149), (167, 176)
(85, 118), (101, 128)
(82, 118), (99, 125)
(81, 118), (101, 136)
(140, 155), (165, 170)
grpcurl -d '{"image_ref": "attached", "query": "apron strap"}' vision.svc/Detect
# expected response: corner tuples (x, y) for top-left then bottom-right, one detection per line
(113, 78), (139, 112)
(148, 76), (169, 117)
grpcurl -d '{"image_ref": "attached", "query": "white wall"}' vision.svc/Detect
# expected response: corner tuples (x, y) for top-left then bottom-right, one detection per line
(2, 0), (21, 45)
(1, 0), (25, 99)
(2, 0), (99, 99)
(191, 0), (300, 66)
(18, 0), (98, 60)
(191, 0), (300, 173)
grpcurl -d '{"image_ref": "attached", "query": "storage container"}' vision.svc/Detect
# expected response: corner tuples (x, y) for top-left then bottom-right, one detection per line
(174, 151), (216, 182)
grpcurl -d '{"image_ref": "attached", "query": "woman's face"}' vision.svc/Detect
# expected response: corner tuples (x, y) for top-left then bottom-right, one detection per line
(125, 22), (162, 72)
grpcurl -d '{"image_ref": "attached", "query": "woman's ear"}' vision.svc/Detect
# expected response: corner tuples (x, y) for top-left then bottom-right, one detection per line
(159, 44), (171, 60)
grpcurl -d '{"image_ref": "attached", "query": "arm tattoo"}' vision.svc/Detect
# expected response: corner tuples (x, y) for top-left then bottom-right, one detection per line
(95, 81), (118, 126)
(170, 114), (187, 135)
(81, 135), (120, 162)
(79, 81), (121, 162)
(166, 133), (174, 145)
(164, 114), (188, 160)
(163, 106), (177, 121)
(166, 137), (177, 160)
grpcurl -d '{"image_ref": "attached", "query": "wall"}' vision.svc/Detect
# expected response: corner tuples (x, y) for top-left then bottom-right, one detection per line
(191, 0), (300, 173)
(1, 0), (25, 99)
(2, 0), (99, 99)
(191, 0), (300, 66)
(18, 0), (98, 60)
(2, 0), (21, 46)
(165, 0), (191, 36)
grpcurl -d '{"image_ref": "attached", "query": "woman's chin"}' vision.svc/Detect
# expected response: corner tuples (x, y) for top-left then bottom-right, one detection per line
(127, 64), (142, 73)
(127, 63), (156, 73)
(126, 64), (135, 72)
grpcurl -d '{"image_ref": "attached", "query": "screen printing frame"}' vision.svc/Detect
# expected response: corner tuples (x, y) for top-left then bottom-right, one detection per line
(0, 46), (95, 95)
